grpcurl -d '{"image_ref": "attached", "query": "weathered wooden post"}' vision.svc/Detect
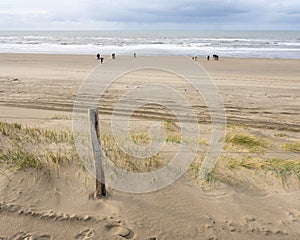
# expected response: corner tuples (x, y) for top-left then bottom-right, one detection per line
(89, 108), (106, 198)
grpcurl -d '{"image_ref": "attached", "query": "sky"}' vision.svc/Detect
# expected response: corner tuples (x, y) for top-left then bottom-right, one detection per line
(0, 0), (299, 30)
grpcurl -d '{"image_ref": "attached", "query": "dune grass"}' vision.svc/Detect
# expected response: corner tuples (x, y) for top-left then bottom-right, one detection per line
(131, 133), (151, 145)
(225, 132), (267, 150)
(163, 119), (179, 131)
(166, 133), (182, 144)
(0, 121), (73, 144)
(204, 169), (217, 183)
(163, 119), (182, 143)
(0, 122), (21, 136)
(189, 161), (201, 178)
(2, 120), (299, 186)
(101, 134), (162, 173)
(0, 148), (41, 170)
(282, 141), (300, 153)
(0, 121), (77, 172)
(227, 157), (300, 182)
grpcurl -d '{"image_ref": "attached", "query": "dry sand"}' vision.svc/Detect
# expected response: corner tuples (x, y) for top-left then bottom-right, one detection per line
(0, 54), (300, 239)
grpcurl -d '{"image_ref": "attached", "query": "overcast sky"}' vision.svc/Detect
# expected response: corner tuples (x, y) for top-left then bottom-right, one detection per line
(0, 0), (299, 30)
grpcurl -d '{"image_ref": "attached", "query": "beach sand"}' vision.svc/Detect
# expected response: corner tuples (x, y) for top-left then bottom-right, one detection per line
(0, 54), (299, 239)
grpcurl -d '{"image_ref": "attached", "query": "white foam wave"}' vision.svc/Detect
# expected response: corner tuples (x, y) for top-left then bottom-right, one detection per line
(0, 31), (299, 58)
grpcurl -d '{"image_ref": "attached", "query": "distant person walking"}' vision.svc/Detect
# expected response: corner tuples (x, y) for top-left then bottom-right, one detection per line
(112, 53), (116, 59)
(207, 55), (210, 61)
(134, 52), (136, 58)
(97, 53), (100, 60)
(100, 57), (104, 64)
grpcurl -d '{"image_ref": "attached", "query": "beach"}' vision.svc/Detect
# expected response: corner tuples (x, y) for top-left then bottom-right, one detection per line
(0, 53), (300, 239)
(0, 54), (299, 129)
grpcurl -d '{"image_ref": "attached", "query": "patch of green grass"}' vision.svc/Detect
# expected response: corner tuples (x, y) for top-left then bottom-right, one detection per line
(0, 121), (78, 172)
(204, 168), (217, 183)
(0, 121), (73, 144)
(225, 133), (266, 149)
(227, 157), (300, 182)
(44, 149), (77, 165)
(23, 127), (73, 144)
(282, 142), (300, 152)
(162, 119), (182, 143)
(263, 158), (300, 182)
(163, 119), (178, 131)
(131, 133), (151, 145)
(0, 147), (78, 171)
(0, 122), (22, 137)
(166, 133), (182, 143)
(189, 162), (201, 178)
(0, 149), (42, 170)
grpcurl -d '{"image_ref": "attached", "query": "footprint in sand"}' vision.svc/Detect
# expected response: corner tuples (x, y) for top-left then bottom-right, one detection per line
(10, 233), (51, 240)
(75, 229), (96, 240)
(10, 233), (31, 240)
(35, 236), (51, 240)
(105, 222), (133, 239)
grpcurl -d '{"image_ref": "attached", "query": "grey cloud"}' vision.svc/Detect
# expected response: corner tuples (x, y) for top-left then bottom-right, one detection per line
(0, 0), (299, 29)
(86, 0), (250, 23)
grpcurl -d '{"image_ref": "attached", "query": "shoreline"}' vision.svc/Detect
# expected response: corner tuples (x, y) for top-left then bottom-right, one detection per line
(1, 30), (299, 60)
(1, 52), (300, 60)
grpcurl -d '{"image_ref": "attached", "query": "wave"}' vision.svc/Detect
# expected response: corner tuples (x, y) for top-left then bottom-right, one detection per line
(0, 42), (299, 59)
(0, 31), (299, 58)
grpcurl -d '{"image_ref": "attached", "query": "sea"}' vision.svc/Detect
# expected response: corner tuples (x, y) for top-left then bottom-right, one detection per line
(0, 30), (300, 58)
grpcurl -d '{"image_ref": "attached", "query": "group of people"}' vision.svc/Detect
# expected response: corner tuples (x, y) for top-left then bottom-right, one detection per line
(192, 55), (220, 61)
(96, 52), (137, 63)
(96, 53), (104, 64)
(207, 54), (219, 61)
(97, 52), (219, 64)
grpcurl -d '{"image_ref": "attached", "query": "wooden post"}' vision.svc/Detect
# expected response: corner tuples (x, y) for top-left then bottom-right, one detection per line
(89, 108), (106, 198)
